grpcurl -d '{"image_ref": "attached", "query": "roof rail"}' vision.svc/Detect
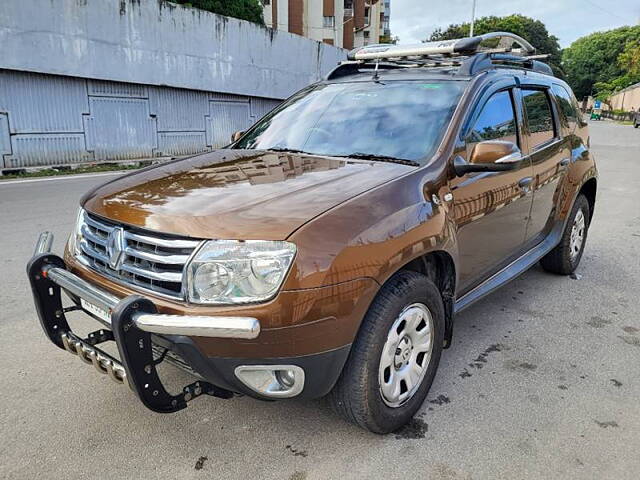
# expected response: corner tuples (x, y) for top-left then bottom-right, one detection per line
(458, 52), (553, 76)
(347, 32), (536, 61)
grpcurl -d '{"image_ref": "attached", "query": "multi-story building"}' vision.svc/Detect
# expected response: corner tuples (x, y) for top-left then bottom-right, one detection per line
(262, 0), (389, 49)
(382, 0), (391, 38)
(357, 0), (386, 48)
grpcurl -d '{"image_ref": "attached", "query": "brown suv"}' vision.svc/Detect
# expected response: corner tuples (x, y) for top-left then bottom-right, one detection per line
(28, 33), (597, 433)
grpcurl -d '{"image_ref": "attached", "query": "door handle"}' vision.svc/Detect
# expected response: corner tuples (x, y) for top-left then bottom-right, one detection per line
(518, 177), (533, 189)
(560, 158), (570, 167)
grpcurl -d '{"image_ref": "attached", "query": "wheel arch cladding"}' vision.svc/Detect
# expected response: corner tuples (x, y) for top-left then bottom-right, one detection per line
(399, 250), (456, 348)
(580, 178), (597, 222)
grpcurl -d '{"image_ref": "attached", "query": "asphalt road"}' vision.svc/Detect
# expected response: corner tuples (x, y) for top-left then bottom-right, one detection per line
(1, 121), (639, 480)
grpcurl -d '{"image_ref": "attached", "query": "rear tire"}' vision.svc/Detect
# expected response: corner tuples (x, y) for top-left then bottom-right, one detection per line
(328, 270), (444, 434)
(540, 194), (590, 275)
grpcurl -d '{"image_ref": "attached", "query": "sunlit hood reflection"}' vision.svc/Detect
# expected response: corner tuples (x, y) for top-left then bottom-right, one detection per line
(82, 149), (414, 240)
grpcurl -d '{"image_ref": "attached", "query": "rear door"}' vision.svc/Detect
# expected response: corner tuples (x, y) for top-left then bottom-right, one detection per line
(520, 85), (571, 244)
(450, 83), (534, 294)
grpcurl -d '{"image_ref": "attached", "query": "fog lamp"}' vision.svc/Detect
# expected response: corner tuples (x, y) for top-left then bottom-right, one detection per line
(234, 365), (305, 398)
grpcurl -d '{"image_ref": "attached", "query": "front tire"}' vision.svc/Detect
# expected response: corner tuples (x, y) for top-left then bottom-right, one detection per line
(540, 194), (591, 275)
(328, 270), (444, 434)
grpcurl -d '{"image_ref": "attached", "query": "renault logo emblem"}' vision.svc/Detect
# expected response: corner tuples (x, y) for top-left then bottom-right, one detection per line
(106, 227), (126, 270)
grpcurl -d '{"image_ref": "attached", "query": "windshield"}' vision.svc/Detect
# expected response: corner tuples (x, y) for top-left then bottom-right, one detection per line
(234, 80), (466, 164)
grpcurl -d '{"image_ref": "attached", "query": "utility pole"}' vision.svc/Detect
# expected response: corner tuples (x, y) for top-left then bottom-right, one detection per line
(470, 0), (477, 37)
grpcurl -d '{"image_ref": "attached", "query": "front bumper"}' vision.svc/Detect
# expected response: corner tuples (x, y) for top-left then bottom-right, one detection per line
(28, 232), (351, 412)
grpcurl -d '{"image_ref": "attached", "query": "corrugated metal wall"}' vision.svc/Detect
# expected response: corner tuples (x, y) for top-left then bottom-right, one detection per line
(0, 70), (282, 168)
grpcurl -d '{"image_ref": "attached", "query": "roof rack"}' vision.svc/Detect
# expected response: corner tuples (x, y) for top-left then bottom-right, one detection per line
(327, 32), (553, 80)
(347, 32), (535, 61)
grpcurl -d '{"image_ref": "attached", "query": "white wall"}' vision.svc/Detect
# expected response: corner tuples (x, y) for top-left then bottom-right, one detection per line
(0, 0), (346, 101)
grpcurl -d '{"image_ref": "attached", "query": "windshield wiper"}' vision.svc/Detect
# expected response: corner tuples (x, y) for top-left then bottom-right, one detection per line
(265, 147), (309, 154)
(334, 152), (420, 167)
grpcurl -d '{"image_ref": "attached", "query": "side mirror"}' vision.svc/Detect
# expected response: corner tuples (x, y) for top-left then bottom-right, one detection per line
(454, 140), (522, 176)
(231, 131), (244, 143)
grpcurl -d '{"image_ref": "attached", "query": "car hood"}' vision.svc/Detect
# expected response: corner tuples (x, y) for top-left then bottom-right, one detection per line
(82, 150), (414, 240)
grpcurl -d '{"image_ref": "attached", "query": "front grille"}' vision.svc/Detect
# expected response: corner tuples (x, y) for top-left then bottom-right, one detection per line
(77, 211), (202, 299)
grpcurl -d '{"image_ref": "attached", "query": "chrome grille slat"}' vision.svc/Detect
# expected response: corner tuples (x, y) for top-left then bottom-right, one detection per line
(80, 239), (109, 263)
(124, 246), (189, 265)
(124, 231), (201, 250)
(84, 214), (115, 234)
(119, 263), (183, 283)
(77, 212), (201, 299)
(81, 224), (107, 247)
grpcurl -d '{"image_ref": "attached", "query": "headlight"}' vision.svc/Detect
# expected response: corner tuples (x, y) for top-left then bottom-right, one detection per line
(186, 240), (296, 305)
(67, 207), (85, 257)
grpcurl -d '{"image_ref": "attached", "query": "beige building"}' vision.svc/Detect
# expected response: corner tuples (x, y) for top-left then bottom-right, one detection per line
(355, 0), (386, 48)
(262, 0), (388, 49)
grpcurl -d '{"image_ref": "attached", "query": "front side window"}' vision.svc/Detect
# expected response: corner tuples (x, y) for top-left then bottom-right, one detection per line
(467, 90), (518, 151)
(234, 81), (467, 164)
(522, 89), (556, 149)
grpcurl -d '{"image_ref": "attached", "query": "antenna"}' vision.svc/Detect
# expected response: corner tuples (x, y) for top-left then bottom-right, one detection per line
(372, 59), (380, 80)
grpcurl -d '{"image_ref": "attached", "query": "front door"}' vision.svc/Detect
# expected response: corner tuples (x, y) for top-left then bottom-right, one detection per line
(450, 87), (534, 294)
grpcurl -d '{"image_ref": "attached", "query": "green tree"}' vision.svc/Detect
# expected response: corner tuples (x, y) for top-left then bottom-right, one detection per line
(562, 26), (640, 99)
(172, 0), (264, 25)
(428, 15), (562, 76)
(618, 40), (640, 78)
(379, 35), (400, 45)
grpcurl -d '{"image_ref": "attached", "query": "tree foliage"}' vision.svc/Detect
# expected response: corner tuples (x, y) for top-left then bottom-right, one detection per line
(428, 15), (562, 76)
(562, 26), (640, 100)
(172, 0), (264, 25)
(379, 35), (400, 45)
(619, 40), (640, 78)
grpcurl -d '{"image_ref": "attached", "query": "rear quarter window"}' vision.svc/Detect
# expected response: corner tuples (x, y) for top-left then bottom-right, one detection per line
(522, 89), (556, 149)
(552, 84), (580, 131)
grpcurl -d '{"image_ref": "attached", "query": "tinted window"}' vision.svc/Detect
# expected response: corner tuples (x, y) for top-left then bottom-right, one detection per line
(467, 90), (517, 147)
(234, 81), (466, 164)
(552, 84), (579, 130)
(522, 89), (555, 148)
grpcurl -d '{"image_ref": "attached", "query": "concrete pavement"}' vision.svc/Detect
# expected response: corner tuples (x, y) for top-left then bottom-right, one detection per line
(1, 121), (639, 480)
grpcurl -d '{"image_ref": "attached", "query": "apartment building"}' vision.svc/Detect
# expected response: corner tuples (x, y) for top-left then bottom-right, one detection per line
(262, 0), (388, 49)
(382, 0), (391, 37)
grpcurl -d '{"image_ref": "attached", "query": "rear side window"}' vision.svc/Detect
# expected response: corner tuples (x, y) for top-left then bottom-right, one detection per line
(467, 90), (518, 150)
(522, 89), (556, 149)
(552, 84), (579, 130)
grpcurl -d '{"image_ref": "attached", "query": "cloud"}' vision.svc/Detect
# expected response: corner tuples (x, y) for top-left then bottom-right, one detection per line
(389, 0), (640, 47)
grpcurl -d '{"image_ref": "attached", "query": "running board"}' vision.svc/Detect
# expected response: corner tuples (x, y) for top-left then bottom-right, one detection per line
(454, 222), (563, 313)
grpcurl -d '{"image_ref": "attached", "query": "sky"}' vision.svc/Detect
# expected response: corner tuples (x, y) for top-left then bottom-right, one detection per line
(389, 0), (640, 47)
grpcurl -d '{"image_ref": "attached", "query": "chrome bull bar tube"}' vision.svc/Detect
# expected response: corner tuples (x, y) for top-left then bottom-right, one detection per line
(34, 231), (54, 256)
(46, 267), (119, 317)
